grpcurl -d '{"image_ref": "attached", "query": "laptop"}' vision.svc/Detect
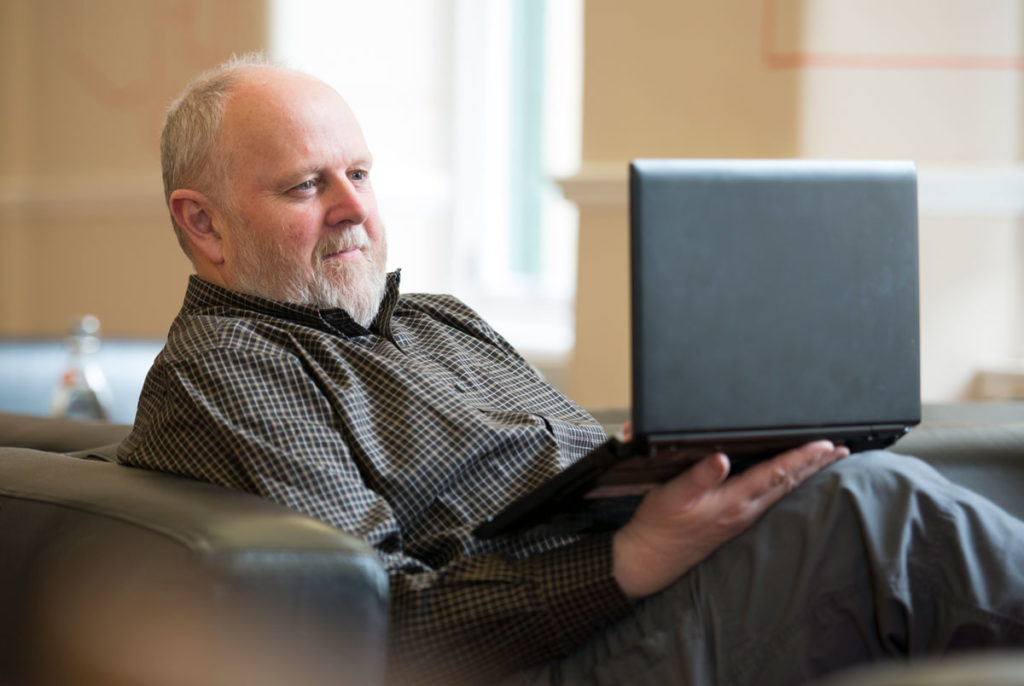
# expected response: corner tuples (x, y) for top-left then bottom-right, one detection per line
(475, 158), (921, 538)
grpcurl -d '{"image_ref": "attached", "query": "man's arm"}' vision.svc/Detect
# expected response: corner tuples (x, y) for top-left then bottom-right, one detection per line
(613, 442), (849, 598)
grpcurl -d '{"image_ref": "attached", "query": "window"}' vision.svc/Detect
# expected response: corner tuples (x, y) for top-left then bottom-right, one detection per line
(270, 0), (583, 358)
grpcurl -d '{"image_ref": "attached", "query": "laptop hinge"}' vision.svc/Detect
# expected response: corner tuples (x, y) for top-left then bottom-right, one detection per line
(646, 423), (912, 450)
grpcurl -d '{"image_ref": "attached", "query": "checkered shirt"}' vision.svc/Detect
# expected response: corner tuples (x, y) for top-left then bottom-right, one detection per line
(119, 273), (633, 684)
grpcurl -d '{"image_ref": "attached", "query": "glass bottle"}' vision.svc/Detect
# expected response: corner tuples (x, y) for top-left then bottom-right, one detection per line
(50, 314), (113, 421)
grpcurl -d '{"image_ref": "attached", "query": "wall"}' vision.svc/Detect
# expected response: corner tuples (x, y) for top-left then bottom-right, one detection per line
(568, 0), (804, 407)
(3, 0), (1021, 406)
(567, 0), (1024, 407)
(0, 0), (266, 337)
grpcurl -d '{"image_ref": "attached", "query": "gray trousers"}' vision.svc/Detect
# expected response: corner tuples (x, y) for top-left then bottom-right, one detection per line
(503, 451), (1024, 686)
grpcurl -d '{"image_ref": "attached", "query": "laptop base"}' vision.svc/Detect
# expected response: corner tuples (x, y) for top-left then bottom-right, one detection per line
(473, 426), (909, 538)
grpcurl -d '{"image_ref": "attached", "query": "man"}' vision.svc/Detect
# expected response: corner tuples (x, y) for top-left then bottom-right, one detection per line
(120, 54), (1024, 685)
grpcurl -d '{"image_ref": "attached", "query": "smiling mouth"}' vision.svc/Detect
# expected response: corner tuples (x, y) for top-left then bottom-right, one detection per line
(319, 233), (370, 262)
(324, 246), (363, 260)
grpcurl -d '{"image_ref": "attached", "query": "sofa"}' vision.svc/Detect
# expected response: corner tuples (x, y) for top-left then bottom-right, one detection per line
(1, 404), (1022, 685)
(0, 413), (389, 686)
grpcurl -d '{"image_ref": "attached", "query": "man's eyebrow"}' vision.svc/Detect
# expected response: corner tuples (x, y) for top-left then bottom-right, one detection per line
(270, 168), (316, 187)
(270, 156), (373, 186)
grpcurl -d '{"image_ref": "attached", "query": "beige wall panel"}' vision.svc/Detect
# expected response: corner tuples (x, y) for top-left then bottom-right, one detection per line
(918, 215), (1023, 399)
(799, 71), (1023, 163)
(0, 224), (32, 332)
(571, 0), (803, 407)
(10, 213), (190, 337)
(1, 0), (267, 338)
(581, 0), (803, 162)
(570, 206), (631, 408)
(0, 0), (33, 177)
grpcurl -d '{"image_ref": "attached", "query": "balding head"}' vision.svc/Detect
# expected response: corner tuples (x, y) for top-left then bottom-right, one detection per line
(162, 57), (387, 326)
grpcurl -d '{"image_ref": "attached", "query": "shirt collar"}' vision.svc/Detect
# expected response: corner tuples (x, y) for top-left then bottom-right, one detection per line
(182, 270), (403, 339)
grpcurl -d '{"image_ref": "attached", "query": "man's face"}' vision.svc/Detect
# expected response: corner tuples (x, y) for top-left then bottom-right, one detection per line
(209, 69), (388, 326)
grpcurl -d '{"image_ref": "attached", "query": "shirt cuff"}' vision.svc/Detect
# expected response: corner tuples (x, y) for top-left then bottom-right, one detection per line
(525, 532), (635, 655)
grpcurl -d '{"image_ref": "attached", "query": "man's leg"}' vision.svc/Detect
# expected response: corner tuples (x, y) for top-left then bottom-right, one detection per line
(505, 451), (1024, 686)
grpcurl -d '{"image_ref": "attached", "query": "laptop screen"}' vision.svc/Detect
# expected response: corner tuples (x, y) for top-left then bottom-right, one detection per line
(630, 159), (921, 441)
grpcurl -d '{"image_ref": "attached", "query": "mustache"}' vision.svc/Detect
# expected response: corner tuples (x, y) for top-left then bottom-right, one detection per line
(316, 227), (371, 259)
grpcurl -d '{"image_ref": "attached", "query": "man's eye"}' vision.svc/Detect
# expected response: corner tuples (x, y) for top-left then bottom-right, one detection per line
(350, 170), (368, 182)
(293, 179), (317, 192)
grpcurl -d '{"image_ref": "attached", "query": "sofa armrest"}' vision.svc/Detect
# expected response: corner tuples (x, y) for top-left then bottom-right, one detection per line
(0, 411), (132, 453)
(0, 448), (389, 686)
(892, 420), (1024, 463)
(891, 417), (1024, 520)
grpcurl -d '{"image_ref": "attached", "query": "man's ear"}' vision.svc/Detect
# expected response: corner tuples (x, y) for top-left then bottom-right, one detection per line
(169, 189), (226, 266)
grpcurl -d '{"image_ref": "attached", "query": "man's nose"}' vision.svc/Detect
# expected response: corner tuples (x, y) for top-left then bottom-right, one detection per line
(324, 177), (369, 226)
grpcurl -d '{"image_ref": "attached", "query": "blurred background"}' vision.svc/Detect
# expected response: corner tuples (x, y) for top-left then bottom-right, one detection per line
(1, 0), (1023, 418)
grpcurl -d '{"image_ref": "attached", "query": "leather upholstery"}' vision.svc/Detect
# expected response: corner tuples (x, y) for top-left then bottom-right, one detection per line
(0, 436), (389, 686)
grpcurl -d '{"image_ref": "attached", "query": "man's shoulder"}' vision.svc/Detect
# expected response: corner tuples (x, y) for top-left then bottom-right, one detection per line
(395, 292), (529, 363)
(398, 292), (480, 322)
(161, 307), (298, 363)
(398, 293), (506, 341)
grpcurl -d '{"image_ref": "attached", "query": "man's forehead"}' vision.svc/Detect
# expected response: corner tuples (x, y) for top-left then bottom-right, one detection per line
(225, 70), (344, 133)
(216, 69), (369, 170)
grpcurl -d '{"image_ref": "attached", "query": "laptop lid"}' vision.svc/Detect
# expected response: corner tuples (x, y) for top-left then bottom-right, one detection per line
(630, 159), (921, 445)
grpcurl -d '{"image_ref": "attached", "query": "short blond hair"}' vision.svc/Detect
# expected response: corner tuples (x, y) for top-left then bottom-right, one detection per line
(160, 52), (273, 258)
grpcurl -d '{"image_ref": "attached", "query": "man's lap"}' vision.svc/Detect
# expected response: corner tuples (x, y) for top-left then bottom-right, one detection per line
(502, 451), (1024, 686)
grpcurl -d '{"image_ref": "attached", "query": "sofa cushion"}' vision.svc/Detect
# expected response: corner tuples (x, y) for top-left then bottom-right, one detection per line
(0, 447), (389, 686)
(0, 412), (131, 452)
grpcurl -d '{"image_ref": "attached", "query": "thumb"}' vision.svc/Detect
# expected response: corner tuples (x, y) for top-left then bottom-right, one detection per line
(691, 452), (731, 489)
(649, 452), (731, 509)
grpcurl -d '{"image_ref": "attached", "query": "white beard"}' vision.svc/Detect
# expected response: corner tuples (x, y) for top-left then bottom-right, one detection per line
(234, 225), (388, 328)
(304, 253), (388, 327)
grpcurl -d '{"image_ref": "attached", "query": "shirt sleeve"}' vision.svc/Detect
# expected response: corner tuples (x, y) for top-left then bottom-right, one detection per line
(119, 345), (633, 685)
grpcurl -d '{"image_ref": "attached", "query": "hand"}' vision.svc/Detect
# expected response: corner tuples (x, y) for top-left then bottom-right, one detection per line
(620, 421), (633, 441)
(611, 440), (849, 598)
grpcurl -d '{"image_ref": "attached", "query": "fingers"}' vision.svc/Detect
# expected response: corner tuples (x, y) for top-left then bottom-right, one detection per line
(613, 452), (734, 598)
(649, 440), (842, 513)
(691, 451), (731, 490)
(650, 452), (730, 512)
(620, 420), (633, 442)
(729, 440), (848, 507)
(614, 440), (849, 599)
